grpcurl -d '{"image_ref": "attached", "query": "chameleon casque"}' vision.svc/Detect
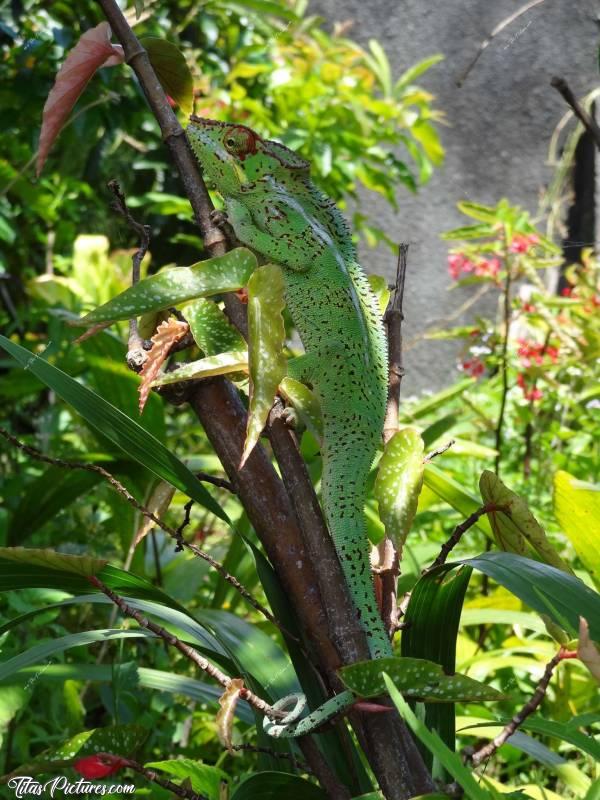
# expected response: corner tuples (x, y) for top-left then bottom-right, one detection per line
(187, 117), (394, 736)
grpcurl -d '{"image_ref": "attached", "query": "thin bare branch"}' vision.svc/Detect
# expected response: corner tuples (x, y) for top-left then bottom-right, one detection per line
(88, 575), (285, 721)
(550, 77), (600, 151)
(423, 439), (455, 463)
(427, 505), (494, 571)
(0, 427), (287, 637)
(456, 0), (545, 87)
(384, 243), (409, 442)
(470, 649), (573, 766)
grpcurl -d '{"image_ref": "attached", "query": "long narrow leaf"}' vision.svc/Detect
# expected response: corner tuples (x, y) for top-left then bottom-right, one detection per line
(0, 335), (229, 524)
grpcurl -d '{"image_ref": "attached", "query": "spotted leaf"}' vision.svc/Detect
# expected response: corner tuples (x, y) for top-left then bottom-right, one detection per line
(339, 656), (503, 702)
(480, 470), (572, 573)
(74, 248), (257, 327)
(374, 427), (424, 555)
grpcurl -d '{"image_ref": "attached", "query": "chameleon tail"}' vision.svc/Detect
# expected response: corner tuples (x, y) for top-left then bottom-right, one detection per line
(322, 459), (394, 661)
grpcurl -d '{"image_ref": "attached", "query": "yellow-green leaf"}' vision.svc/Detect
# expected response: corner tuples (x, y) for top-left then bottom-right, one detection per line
(241, 264), (287, 466)
(553, 471), (600, 588)
(152, 351), (248, 386)
(480, 470), (573, 574)
(0, 547), (105, 578)
(374, 427), (424, 555)
(140, 37), (194, 115)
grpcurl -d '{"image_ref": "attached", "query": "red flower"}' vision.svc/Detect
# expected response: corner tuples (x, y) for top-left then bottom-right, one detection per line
(509, 233), (539, 253)
(516, 372), (543, 402)
(461, 357), (485, 378)
(73, 754), (128, 780)
(521, 302), (536, 313)
(561, 287), (573, 297)
(447, 253), (476, 280)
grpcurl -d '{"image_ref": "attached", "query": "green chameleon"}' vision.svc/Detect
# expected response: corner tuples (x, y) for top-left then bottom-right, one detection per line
(187, 117), (394, 736)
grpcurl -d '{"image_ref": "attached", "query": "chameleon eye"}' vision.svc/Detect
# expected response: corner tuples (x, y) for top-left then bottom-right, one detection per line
(225, 136), (236, 149)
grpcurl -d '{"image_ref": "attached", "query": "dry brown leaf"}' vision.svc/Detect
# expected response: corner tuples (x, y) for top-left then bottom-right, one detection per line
(578, 617), (600, 684)
(216, 678), (244, 753)
(37, 22), (125, 176)
(133, 481), (176, 548)
(138, 317), (189, 412)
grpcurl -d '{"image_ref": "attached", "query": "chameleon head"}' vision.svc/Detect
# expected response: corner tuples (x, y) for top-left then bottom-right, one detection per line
(188, 116), (310, 196)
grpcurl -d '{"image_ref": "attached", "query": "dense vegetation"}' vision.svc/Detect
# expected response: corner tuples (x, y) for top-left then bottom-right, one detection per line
(0, 2), (598, 799)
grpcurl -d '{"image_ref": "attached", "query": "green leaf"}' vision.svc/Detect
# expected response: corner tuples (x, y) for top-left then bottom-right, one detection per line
(382, 675), (491, 800)
(152, 351), (248, 386)
(0, 547), (105, 578)
(76, 248), (257, 326)
(457, 552), (600, 640)
(8, 466), (103, 543)
(480, 470), (572, 573)
(231, 772), (327, 800)
(0, 629), (152, 683)
(401, 378), (474, 419)
(440, 223), (495, 241)
(225, 0), (299, 22)
(242, 263), (287, 465)
(553, 471), (600, 588)
(402, 566), (472, 770)
(145, 759), (229, 800)
(339, 656), (503, 702)
(367, 39), (392, 96)
(140, 37), (194, 115)
(184, 297), (246, 356)
(456, 201), (498, 223)
(423, 464), (491, 537)
(0, 335), (229, 525)
(394, 54), (444, 91)
(374, 427), (424, 554)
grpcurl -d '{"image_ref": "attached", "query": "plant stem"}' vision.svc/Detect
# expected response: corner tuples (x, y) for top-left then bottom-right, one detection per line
(494, 232), (512, 475)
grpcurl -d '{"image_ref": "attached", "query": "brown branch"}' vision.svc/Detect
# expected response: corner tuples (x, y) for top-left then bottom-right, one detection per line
(106, 179), (151, 368)
(375, 243), (409, 639)
(551, 77), (600, 151)
(456, 0), (545, 87)
(88, 575), (284, 720)
(383, 243), (409, 442)
(427, 505), (494, 571)
(0, 427), (286, 637)
(470, 650), (570, 767)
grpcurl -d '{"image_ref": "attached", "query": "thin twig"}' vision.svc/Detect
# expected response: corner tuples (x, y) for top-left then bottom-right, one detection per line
(456, 0), (545, 87)
(196, 471), (234, 493)
(0, 427), (289, 638)
(423, 439), (455, 463)
(383, 243), (409, 441)
(107, 179), (152, 368)
(231, 743), (309, 772)
(376, 243), (409, 637)
(88, 575), (286, 721)
(551, 77), (600, 151)
(427, 505), (494, 571)
(494, 233), (512, 475)
(470, 650), (574, 767)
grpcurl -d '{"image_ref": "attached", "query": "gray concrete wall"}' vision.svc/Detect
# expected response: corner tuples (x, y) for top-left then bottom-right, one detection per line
(311, 0), (598, 396)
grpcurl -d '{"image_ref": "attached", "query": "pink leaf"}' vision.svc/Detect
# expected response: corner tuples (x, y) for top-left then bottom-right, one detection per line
(37, 22), (125, 176)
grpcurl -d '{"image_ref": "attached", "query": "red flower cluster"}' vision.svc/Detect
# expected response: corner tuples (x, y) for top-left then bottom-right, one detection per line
(448, 253), (501, 280)
(517, 373), (543, 402)
(461, 357), (485, 378)
(516, 339), (559, 368)
(509, 233), (539, 253)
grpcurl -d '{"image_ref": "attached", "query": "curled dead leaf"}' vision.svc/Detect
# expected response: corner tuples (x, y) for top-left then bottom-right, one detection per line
(216, 678), (245, 753)
(138, 317), (189, 412)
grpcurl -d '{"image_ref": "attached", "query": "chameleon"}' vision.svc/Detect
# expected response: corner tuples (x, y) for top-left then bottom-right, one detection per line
(187, 117), (394, 736)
